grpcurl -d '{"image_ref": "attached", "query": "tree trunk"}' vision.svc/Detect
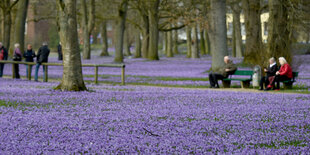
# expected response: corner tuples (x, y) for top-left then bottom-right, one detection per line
(200, 28), (206, 55)
(141, 14), (149, 59)
(56, 0), (87, 91)
(242, 0), (263, 65)
(147, 0), (160, 60)
(173, 28), (179, 54)
(209, 0), (228, 71)
(81, 0), (95, 60)
(204, 30), (211, 55)
(267, 0), (292, 64)
(134, 30), (141, 58)
(191, 24), (200, 58)
(100, 21), (109, 56)
(164, 32), (167, 55)
(166, 25), (173, 57)
(13, 0), (29, 55)
(114, 0), (128, 63)
(123, 29), (131, 56)
(2, 9), (11, 53)
(233, 9), (243, 58)
(186, 26), (192, 58)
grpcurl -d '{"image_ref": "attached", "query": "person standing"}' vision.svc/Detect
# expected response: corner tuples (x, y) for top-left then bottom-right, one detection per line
(23, 44), (36, 77)
(0, 42), (8, 77)
(58, 42), (63, 61)
(259, 57), (278, 90)
(208, 56), (237, 88)
(13, 43), (22, 79)
(35, 42), (50, 82)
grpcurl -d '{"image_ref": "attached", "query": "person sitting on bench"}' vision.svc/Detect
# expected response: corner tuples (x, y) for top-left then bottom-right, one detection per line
(209, 56), (237, 88)
(266, 57), (292, 91)
(259, 57), (278, 90)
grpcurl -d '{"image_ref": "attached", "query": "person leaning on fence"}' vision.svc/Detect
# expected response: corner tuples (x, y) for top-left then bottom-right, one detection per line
(265, 57), (293, 91)
(259, 57), (278, 90)
(23, 44), (36, 77)
(0, 42), (8, 78)
(13, 43), (22, 79)
(208, 56), (237, 88)
(35, 42), (50, 82)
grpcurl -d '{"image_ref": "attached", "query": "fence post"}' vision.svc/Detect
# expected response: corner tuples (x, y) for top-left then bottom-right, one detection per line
(121, 65), (125, 85)
(28, 64), (32, 80)
(12, 63), (15, 79)
(44, 65), (48, 82)
(94, 66), (98, 84)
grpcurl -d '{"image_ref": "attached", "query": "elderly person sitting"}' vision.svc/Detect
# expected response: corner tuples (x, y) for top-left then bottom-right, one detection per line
(259, 57), (278, 90)
(265, 57), (292, 91)
(209, 56), (237, 88)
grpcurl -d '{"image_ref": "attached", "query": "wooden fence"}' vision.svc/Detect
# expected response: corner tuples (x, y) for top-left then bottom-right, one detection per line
(0, 60), (126, 85)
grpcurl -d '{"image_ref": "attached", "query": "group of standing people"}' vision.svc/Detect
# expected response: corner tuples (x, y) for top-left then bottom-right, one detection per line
(208, 56), (293, 91)
(0, 42), (55, 82)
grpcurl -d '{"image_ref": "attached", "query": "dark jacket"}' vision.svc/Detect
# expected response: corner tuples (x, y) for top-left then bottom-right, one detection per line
(0, 47), (8, 60)
(23, 49), (36, 62)
(219, 61), (237, 77)
(37, 45), (50, 63)
(13, 49), (22, 61)
(265, 64), (278, 77)
(57, 44), (63, 60)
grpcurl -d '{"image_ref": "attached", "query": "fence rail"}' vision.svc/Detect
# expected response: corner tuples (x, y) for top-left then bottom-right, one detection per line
(0, 60), (126, 85)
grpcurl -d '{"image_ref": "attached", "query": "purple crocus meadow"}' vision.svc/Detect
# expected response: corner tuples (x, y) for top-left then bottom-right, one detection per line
(0, 78), (310, 154)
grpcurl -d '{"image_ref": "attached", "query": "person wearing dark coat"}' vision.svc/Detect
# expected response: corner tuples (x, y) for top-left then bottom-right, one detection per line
(35, 42), (50, 81)
(23, 44), (36, 77)
(259, 57), (278, 90)
(208, 56), (237, 88)
(13, 43), (22, 79)
(57, 42), (63, 61)
(0, 42), (8, 77)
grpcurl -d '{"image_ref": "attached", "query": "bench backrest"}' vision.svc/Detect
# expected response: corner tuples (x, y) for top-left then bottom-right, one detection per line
(233, 70), (254, 76)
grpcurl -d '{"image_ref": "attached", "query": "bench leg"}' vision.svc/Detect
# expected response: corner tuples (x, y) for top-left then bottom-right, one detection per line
(283, 83), (293, 89)
(241, 81), (250, 89)
(222, 81), (231, 88)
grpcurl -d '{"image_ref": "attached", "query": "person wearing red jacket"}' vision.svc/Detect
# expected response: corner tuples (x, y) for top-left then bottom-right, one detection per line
(266, 57), (293, 90)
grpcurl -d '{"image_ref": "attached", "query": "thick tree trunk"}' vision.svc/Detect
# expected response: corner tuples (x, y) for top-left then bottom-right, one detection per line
(191, 24), (200, 58)
(204, 30), (211, 55)
(124, 29), (131, 56)
(173, 28), (179, 54)
(114, 0), (128, 63)
(13, 0), (29, 55)
(100, 21), (109, 56)
(200, 28), (206, 55)
(56, 0), (87, 91)
(164, 32), (167, 55)
(2, 9), (11, 53)
(231, 3), (243, 58)
(134, 30), (141, 58)
(242, 0), (263, 65)
(141, 15), (149, 59)
(147, 0), (160, 60)
(186, 26), (192, 58)
(209, 0), (228, 71)
(166, 25), (173, 57)
(267, 0), (292, 64)
(81, 0), (95, 60)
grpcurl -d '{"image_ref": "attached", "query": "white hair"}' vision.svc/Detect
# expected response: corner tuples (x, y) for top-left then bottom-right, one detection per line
(278, 57), (287, 65)
(14, 43), (20, 48)
(0, 42), (2, 46)
(224, 56), (230, 60)
(42, 42), (48, 46)
(269, 57), (275, 63)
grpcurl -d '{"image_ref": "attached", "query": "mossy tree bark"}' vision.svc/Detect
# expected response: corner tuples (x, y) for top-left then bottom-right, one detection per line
(203, 30), (211, 55)
(191, 24), (200, 58)
(13, 0), (28, 55)
(147, 0), (160, 60)
(231, 3), (243, 58)
(209, 0), (228, 71)
(134, 30), (141, 58)
(200, 28), (206, 55)
(81, 0), (95, 60)
(267, 0), (292, 64)
(173, 27), (179, 54)
(242, 0), (263, 65)
(141, 14), (149, 59)
(166, 25), (173, 57)
(124, 29), (131, 56)
(100, 21), (109, 56)
(186, 26), (192, 58)
(56, 0), (87, 91)
(114, 0), (128, 63)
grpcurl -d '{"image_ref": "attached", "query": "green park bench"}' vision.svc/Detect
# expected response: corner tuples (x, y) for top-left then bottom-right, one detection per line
(222, 70), (253, 88)
(282, 72), (298, 89)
